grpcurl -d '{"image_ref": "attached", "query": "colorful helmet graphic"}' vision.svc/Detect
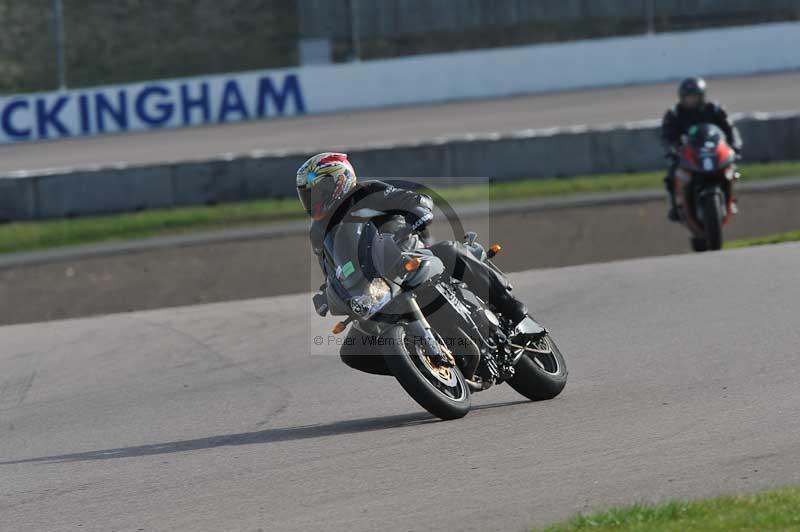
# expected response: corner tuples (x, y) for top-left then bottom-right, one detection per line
(296, 152), (357, 220)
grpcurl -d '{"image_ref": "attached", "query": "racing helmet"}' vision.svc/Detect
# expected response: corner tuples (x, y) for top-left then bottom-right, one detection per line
(678, 77), (707, 107)
(296, 152), (357, 220)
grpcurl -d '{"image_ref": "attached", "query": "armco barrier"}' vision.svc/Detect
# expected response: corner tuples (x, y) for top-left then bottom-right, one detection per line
(36, 165), (174, 219)
(0, 176), (37, 220)
(0, 112), (798, 221)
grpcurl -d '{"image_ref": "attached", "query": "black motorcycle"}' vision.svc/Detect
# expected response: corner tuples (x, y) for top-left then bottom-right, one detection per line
(674, 123), (739, 252)
(314, 216), (567, 420)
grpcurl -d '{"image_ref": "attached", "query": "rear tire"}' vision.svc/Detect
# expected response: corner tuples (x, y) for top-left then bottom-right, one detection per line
(702, 193), (724, 251)
(507, 335), (568, 401)
(382, 325), (471, 420)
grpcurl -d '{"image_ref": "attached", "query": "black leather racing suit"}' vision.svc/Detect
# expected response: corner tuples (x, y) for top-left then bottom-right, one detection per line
(310, 180), (527, 375)
(661, 101), (743, 202)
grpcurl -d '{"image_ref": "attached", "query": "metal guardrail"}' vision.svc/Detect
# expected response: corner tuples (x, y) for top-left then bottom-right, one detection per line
(1, 112), (798, 222)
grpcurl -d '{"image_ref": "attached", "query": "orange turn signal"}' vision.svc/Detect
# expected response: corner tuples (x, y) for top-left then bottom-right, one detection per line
(332, 321), (347, 334)
(404, 257), (422, 272)
(488, 243), (502, 258)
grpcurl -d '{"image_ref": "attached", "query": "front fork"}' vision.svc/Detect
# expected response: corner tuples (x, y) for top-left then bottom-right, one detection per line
(407, 295), (452, 366)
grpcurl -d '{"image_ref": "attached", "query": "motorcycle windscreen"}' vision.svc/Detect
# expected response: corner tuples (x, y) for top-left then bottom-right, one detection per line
(687, 123), (723, 150)
(686, 123), (725, 173)
(323, 222), (375, 295)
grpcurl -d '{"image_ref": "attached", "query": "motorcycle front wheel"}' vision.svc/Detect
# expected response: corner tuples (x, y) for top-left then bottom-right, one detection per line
(382, 325), (471, 420)
(507, 334), (568, 401)
(690, 237), (708, 253)
(702, 193), (724, 251)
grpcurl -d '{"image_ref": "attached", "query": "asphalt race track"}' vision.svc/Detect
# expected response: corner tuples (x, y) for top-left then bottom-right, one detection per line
(1, 71), (799, 173)
(2, 243), (799, 531)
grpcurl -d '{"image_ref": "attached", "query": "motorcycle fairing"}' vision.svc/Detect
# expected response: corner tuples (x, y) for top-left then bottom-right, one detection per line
(513, 316), (547, 337)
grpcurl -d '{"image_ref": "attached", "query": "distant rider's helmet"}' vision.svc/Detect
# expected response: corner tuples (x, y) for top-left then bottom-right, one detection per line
(296, 152), (357, 220)
(678, 77), (707, 109)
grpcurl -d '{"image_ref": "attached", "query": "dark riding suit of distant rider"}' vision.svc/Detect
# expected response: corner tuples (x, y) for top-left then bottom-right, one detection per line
(661, 77), (743, 220)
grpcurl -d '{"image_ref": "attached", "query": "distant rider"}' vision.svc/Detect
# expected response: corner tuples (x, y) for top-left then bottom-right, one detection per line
(661, 77), (742, 221)
(296, 153), (528, 371)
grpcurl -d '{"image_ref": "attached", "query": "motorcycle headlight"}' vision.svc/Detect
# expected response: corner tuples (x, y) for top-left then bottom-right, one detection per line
(350, 278), (392, 317)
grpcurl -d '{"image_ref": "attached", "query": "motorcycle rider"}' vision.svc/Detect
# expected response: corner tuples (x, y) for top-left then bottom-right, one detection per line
(297, 152), (528, 372)
(661, 77), (743, 221)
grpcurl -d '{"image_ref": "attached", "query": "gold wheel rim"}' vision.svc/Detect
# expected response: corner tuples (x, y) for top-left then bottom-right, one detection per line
(416, 338), (457, 385)
(422, 355), (453, 381)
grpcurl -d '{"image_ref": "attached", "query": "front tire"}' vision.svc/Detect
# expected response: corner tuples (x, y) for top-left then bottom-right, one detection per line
(507, 335), (568, 401)
(690, 237), (708, 253)
(382, 325), (471, 420)
(702, 193), (724, 251)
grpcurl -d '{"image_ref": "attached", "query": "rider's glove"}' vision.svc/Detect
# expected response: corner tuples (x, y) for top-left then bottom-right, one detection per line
(313, 292), (328, 317)
(419, 194), (434, 211)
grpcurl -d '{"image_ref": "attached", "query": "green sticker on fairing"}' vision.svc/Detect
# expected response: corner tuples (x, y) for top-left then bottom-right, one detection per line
(340, 261), (355, 279)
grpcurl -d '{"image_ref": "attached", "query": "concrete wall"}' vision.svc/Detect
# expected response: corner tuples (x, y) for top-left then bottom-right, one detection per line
(1, 112), (798, 222)
(321, 20), (800, 104)
(3, 0), (794, 94)
(5, 21), (800, 144)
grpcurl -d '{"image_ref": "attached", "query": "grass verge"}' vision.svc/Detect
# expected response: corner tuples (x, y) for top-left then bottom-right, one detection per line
(725, 230), (800, 249)
(1, 160), (799, 255)
(537, 486), (800, 532)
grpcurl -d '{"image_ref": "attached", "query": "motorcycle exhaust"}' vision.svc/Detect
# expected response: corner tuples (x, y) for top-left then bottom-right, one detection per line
(465, 377), (493, 391)
(465, 379), (483, 392)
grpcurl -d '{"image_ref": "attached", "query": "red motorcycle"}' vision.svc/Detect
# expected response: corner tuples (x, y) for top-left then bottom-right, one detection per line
(674, 123), (739, 251)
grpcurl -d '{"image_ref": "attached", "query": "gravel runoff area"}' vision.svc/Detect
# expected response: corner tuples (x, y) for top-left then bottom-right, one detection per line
(1, 185), (800, 325)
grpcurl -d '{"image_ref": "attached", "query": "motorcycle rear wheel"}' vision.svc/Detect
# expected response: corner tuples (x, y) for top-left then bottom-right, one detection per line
(507, 334), (568, 401)
(382, 325), (471, 420)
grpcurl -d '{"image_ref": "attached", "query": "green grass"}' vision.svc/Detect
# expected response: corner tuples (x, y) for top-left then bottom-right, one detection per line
(0, 198), (305, 255)
(1, 160), (800, 256)
(537, 486), (800, 532)
(726, 230), (800, 249)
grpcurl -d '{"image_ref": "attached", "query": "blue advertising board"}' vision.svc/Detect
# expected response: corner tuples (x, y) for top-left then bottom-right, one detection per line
(0, 72), (306, 143)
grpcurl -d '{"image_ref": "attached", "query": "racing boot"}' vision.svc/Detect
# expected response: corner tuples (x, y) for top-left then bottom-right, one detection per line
(667, 203), (679, 222)
(664, 175), (679, 222)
